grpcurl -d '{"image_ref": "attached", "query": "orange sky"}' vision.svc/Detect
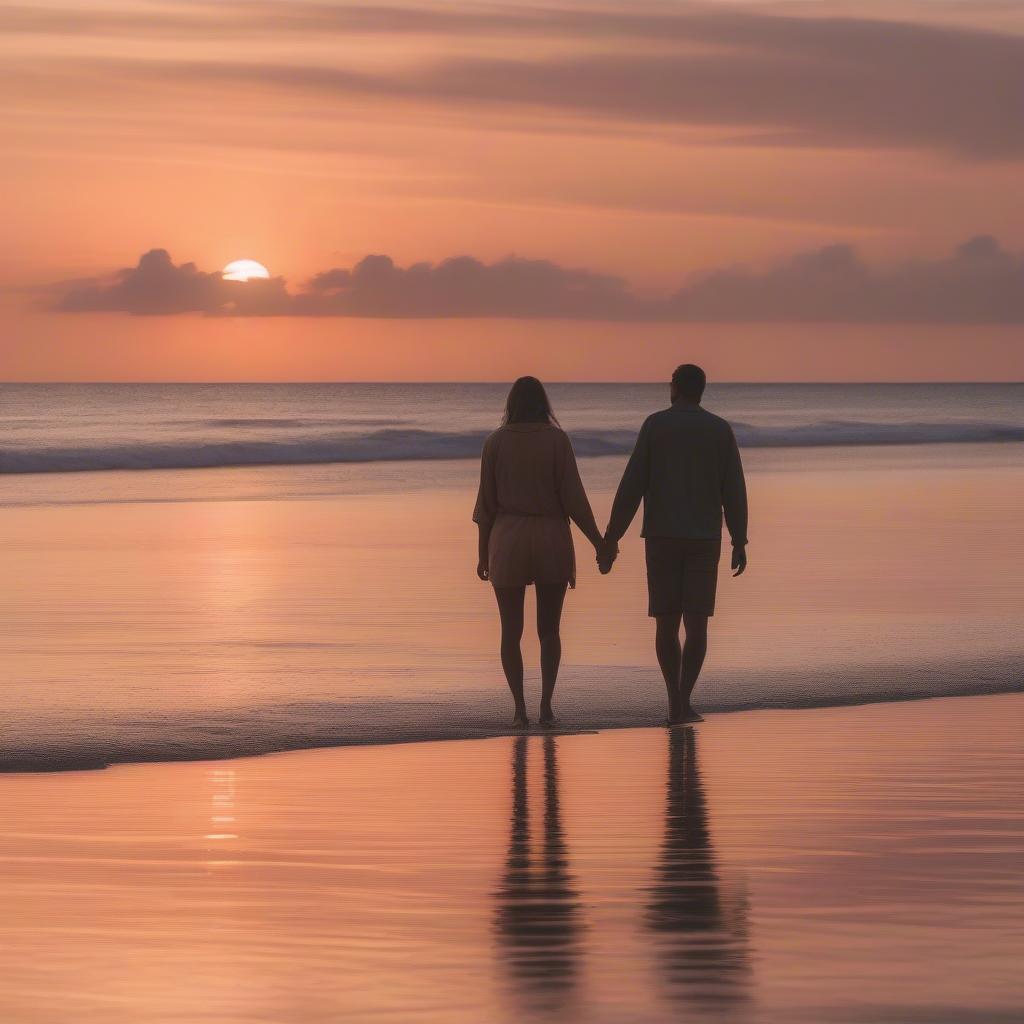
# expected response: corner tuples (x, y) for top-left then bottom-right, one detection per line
(3, 0), (1024, 380)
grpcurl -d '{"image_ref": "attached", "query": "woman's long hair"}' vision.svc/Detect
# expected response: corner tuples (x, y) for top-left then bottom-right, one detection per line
(501, 376), (560, 428)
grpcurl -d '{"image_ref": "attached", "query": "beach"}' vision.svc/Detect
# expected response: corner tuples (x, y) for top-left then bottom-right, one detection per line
(1, 693), (1022, 1023)
(2, 413), (1022, 768)
(10, 0), (1024, 1017)
(1, 383), (1022, 1021)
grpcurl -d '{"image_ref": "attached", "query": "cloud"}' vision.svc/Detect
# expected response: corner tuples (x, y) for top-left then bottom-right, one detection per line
(56, 249), (290, 316)
(0, 2), (600, 38)
(53, 250), (635, 319)
(340, 16), (1024, 158)
(300, 254), (634, 318)
(51, 237), (1024, 323)
(672, 235), (1024, 322)
(27, 6), (1024, 159)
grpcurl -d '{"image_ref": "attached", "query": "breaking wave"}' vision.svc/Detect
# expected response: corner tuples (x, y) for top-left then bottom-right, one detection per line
(2, 420), (1023, 474)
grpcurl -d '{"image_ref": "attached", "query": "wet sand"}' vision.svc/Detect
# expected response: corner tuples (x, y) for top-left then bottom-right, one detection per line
(1, 692), (1021, 1023)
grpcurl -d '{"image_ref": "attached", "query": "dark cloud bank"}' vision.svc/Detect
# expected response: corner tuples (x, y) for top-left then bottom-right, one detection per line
(54, 237), (1024, 323)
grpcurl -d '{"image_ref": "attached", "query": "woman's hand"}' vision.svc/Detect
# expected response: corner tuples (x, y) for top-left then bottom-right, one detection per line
(476, 522), (491, 581)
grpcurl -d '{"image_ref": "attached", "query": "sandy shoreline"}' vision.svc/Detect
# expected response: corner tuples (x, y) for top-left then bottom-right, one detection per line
(2, 692), (1021, 1023)
(3, 672), (1022, 773)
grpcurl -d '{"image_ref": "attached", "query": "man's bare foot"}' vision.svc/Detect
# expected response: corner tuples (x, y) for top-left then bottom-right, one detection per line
(512, 709), (530, 729)
(681, 705), (704, 723)
(539, 705), (556, 728)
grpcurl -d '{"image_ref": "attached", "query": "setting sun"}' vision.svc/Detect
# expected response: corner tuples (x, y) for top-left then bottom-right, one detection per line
(222, 259), (270, 282)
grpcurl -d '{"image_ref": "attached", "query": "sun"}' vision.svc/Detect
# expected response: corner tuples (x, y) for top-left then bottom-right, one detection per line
(222, 259), (270, 282)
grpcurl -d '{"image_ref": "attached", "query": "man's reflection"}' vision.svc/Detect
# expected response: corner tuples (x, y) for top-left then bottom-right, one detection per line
(645, 728), (751, 1011)
(493, 735), (583, 1012)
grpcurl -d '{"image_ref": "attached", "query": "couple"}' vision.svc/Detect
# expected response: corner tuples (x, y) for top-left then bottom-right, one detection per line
(473, 364), (748, 729)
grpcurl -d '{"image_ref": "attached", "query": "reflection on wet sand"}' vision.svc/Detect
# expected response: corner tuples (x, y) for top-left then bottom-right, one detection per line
(493, 735), (583, 1013)
(646, 728), (751, 1012)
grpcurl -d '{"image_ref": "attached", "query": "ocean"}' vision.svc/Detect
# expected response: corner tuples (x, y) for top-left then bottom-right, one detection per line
(2, 382), (1023, 475)
(1, 383), (1022, 769)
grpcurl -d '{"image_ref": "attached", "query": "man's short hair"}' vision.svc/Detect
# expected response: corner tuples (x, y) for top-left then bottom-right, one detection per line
(671, 363), (706, 400)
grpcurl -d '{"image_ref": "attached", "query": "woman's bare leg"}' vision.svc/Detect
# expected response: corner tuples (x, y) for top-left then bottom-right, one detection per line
(536, 581), (568, 726)
(494, 585), (528, 727)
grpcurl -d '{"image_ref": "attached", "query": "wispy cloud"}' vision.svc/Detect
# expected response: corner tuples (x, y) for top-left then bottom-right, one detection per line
(7, 4), (1024, 158)
(51, 237), (1024, 323)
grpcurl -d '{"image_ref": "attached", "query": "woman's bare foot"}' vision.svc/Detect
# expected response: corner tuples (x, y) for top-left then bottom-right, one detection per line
(539, 704), (556, 728)
(512, 708), (530, 729)
(666, 704), (704, 726)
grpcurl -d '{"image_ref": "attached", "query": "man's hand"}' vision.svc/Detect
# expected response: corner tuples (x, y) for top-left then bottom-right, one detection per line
(476, 559), (490, 581)
(731, 544), (747, 577)
(597, 535), (618, 575)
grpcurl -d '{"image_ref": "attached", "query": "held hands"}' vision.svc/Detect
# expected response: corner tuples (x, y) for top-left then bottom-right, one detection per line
(596, 534), (618, 575)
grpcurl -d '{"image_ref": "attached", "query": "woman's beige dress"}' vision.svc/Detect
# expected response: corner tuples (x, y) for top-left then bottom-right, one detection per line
(473, 422), (595, 588)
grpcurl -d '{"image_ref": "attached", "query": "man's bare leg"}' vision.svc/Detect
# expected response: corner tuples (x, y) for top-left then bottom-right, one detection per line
(679, 612), (709, 722)
(655, 612), (685, 723)
(656, 611), (709, 723)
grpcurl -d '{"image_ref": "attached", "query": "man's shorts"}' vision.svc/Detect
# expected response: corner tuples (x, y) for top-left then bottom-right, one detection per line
(644, 537), (722, 618)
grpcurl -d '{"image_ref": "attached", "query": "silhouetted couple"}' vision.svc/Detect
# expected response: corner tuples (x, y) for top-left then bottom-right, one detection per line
(474, 364), (748, 728)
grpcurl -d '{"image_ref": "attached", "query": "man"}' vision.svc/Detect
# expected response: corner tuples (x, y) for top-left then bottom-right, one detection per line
(599, 364), (748, 725)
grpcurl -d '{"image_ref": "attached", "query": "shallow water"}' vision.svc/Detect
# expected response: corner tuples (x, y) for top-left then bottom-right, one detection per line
(2, 439), (1022, 768)
(1, 694), (1021, 1023)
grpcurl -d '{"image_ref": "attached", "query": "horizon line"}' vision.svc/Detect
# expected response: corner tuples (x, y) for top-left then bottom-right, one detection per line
(1, 379), (1022, 387)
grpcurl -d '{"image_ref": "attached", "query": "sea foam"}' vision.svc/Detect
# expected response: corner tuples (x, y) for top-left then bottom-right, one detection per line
(2, 420), (1023, 474)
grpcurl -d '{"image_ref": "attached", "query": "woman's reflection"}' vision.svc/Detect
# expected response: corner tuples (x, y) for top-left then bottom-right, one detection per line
(645, 728), (751, 1011)
(493, 734), (583, 1013)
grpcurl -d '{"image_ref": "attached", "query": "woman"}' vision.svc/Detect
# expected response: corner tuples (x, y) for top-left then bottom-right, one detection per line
(473, 377), (605, 728)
